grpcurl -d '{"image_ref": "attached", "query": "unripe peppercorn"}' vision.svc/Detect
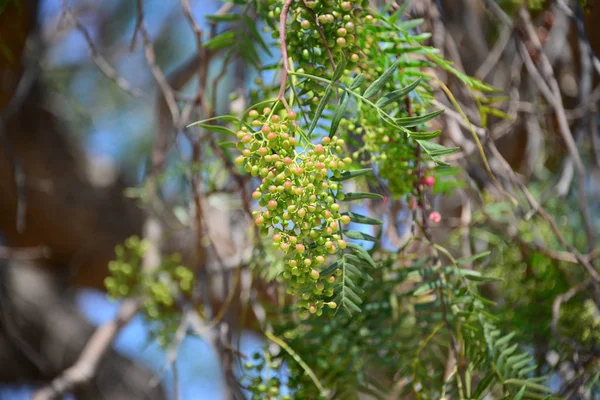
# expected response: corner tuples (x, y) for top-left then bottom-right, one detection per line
(296, 243), (306, 253)
(248, 110), (259, 118)
(255, 216), (264, 226)
(310, 269), (320, 279)
(252, 191), (262, 200)
(300, 20), (310, 29)
(267, 200), (277, 210)
(340, 215), (351, 224)
(234, 156), (244, 165)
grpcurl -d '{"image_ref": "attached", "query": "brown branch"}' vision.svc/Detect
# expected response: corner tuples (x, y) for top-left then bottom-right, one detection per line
(135, 0), (181, 127)
(32, 299), (141, 400)
(277, 0), (294, 114)
(63, 8), (144, 98)
(517, 7), (595, 250)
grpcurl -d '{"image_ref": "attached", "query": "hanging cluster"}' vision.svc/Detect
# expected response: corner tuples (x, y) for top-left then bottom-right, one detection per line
(105, 236), (194, 346)
(235, 107), (354, 316)
(343, 111), (419, 198)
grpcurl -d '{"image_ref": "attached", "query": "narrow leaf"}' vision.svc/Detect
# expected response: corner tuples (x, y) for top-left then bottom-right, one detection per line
(346, 242), (377, 268)
(349, 73), (365, 90)
(417, 140), (459, 157)
(364, 58), (401, 98)
(329, 91), (349, 137)
(308, 85), (333, 135)
(332, 55), (346, 82)
(196, 123), (236, 136)
(340, 192), (384, 201)
(203, 31), (236, 50)
(343, 212), (384, 225)
(330, 168), (373, 181)
(395, 109), (444, 127)
(219, 141), (237, 148)
(408, 130), (441, 140)
(375, 78), (421, 107)
(343, 230), (378, 242)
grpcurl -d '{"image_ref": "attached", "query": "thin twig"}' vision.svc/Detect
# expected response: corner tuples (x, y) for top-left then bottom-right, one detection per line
(63, 8), (144, 98)
(277, 0), (294, 114)
(135, 0), (181, 125)
(32, 299), (141, 400)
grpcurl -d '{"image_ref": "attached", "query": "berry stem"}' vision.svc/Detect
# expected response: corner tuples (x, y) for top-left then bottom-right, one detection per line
(299, 0), (336, 70)
(278, 0), (295, 115)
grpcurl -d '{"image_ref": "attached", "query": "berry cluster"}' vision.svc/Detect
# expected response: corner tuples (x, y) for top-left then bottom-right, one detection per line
(263, 0), (374, 94)
(105, 236), (194, 346)
(344, 111), (419, 197)
(242, 352), (288, 400)
(235, 107), (351, 316)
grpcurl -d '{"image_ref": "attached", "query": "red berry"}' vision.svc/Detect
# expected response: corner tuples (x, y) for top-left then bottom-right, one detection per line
(422, 176), (435, 188)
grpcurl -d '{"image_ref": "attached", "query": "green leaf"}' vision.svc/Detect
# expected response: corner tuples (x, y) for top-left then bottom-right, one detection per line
(473, 371), (495, 398)
(203, 31), (236, 50)
(340, 192), (384, 201)
(395, 109), (444, 127)
(344, 262), (371, 280)
(408, 130), (442, 140)
(341, 299), (362, 316)
(321, 260), (339, 276)
(513, 386), (527, 400)
(346, 242), (377, 268)
(188, 115), (239, 128)
(332, 55), (347, 82)
(504, 379), (553, 394)
(494, 332), (516, 348)
(343, 230), (377, 242)
(243, 15), (272, 56)
(349, 73), (365, 90)
(413, 280), (445, 295)
(375, 78), (421, 107)
(308, 85), (333, 135)
(363, 58), (401, 98)
(329, 91), (349, 137)
(196, 123), (236, 136)
(330, 168), (373, 181)
(395, 18), (424, 31)
(343, 212), (383, 225)
(205, 14), (240, 22)
(417, 140), (459, 157)
(219, 141), (237, 148)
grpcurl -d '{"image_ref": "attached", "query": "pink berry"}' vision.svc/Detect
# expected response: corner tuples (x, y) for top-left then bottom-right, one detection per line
(423, 176), (435, 188)
(429, 211), (441, 224)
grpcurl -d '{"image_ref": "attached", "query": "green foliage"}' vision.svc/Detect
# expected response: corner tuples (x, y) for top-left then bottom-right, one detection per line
(105, 0), (600, 397)
(105, 236), (194, 346)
